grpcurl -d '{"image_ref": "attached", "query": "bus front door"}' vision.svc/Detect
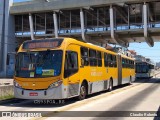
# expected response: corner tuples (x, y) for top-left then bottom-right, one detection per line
(64, 51), (80, 97)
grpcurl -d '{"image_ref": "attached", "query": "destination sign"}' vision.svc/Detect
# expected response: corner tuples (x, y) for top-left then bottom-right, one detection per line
(22, 39), (63, 49)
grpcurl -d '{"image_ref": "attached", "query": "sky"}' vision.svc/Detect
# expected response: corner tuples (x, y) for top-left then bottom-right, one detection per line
(128, 42), (160, 63)
(13, 0), (160, 63)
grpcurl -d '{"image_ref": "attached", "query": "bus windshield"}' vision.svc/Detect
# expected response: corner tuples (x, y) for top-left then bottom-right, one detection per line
(136, 64), (149, 73)
(15, 50), (63, 78)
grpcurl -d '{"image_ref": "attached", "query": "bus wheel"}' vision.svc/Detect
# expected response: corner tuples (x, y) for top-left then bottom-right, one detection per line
(108, 79), (113, 92)
(129, 76), (132, 85)
(78, 83), (87, 100)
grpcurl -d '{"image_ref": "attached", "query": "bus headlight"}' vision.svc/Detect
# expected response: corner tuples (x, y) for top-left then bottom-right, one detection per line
(48, 80), (62, 89)
(14, 81), (22, 88)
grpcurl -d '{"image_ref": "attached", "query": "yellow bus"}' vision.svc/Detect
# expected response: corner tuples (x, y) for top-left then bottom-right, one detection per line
(14, 37), (135, 100)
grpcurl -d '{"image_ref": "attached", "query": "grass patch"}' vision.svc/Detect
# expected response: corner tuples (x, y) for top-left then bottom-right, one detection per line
(0, 94), (14, 101)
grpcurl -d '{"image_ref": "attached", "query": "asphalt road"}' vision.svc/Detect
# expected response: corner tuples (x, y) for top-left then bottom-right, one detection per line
(0, 78), (160, 120)
(43, 78), (160, 120)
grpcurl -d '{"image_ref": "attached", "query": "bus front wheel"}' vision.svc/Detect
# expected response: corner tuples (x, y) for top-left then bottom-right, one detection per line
(78, 83), (87, 100)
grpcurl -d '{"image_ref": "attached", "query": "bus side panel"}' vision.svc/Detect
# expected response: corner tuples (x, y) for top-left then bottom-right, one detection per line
(122, 59), (135, 84)
(131, 65), (136, 81)
(87, 53), (118, 93)
(65, 44), (108, 97)
(122, 69), (131, 84)
(79, 50), (107, 94)
(104, 54), (118, 87)
(108, 67), (118, 87)
(89, 67), (108, 94)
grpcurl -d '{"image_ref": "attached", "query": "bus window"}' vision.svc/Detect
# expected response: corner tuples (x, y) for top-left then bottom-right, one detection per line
(115, 56), (117, 67)
(126, 59), (129, 68)
(80, 47), (89, 66)
(131, 61), (133, 69)
(97, 51), (102, 67)
(149, 64), (154, 69)
(104, 53), (108, 67)
(122, 58), (125, 68)
(108, 54), (113, 67)
(89, 49), (97, 66)
(131, 60), (133, 69)
(113, 55), (117, 67)
(64, 51), (78, 78)
(128, 60), (130, 68)
(125, 59), (127, 68)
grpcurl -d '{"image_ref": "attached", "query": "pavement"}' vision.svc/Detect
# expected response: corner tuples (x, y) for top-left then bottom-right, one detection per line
(0, 79), (13, 86)
(44, 78), (160, 120)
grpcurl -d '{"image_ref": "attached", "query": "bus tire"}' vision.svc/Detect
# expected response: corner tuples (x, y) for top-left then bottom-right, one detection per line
(108, 79), (113, 92)
(129, 76), (132, 85)
(78, 83), (87, 100)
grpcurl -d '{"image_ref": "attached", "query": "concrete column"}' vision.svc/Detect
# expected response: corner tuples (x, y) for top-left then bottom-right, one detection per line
(70, 11), (72, 33)
(35, 14), (36, 34)
(29, 13), (34, 40)
(58, 13), (60, 33)
(1, 0), (16, 77)
(143, 3), (154, 47)
(128, 5), (130, 29)
(143, 4), (148, 38)
(109, 6), (114, 39)
(80, 9), (86, 41)
(97, 9), (99, 28)
(22, 15), (24, 35)
(109, 5), (118, 44)
(45, 13), (47, 34)
(0, 0), (5, 72)
(53, 12), (58, 38)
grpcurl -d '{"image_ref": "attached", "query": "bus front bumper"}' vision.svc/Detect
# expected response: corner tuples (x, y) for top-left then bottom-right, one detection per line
(14, 84), (67, 99)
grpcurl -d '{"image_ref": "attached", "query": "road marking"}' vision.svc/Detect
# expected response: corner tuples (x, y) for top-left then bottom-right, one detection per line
(30, 80), (150, 120)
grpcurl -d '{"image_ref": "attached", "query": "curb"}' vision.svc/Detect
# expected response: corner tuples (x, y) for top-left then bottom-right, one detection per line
(0, 98), (16, 105)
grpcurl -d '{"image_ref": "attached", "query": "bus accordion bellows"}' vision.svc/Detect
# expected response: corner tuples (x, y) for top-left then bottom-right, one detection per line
(14, 37), (135, 100)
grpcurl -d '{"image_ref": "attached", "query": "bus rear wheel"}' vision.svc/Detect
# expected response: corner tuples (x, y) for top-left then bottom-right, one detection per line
(108, 79), (113, 92)
(129, 76), (132, 85)
(78, 83), (87, 100)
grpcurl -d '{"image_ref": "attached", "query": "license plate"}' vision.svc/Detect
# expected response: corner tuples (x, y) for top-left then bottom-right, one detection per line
(29, 92), (38, 96)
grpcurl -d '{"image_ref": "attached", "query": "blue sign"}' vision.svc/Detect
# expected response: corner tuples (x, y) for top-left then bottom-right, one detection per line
(36, 67), (42, 74)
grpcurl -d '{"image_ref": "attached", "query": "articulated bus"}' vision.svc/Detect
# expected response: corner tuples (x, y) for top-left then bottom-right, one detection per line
(14, 38), (135, 100)
(135, 61), (154, 79)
